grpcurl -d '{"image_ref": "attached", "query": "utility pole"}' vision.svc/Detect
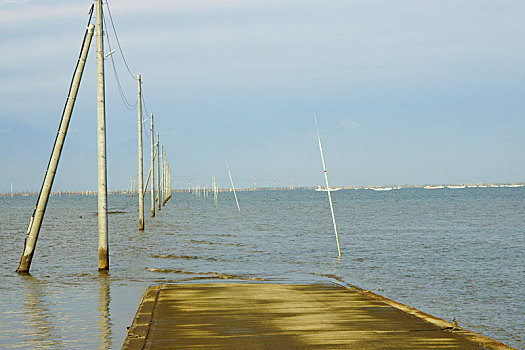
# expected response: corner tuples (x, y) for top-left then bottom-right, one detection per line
(96, 0), (109, 270)
(167, 165), (170, 201)
(150, 113), (155, 217)
(137, 75), (144, 230)
(17, 23), (95, 273)
(164, 153), (169, 203)
(156, 133), (161, 211)
(161, 145), (165, 206)
(169, 165), (172, 199)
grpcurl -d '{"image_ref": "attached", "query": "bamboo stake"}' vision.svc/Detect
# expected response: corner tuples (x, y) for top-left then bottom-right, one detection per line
(213, 175), (217, 204)
(131, 174), (135, 197)
(314, 113), (341, 258)
(226, 162), (241, 213)
(126, 174), (133, 197)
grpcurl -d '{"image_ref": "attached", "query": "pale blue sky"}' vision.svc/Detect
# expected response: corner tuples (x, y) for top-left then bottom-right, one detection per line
(1, 0), (524, 191)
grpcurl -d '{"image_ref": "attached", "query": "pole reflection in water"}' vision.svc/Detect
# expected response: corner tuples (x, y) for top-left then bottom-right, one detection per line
(98, 272), (112, 350)
(21, 275), (62, 348)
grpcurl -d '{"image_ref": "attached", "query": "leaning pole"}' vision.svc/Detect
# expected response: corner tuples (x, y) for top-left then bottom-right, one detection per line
(17, 23), (95, 273)
(96, 0), (109, 270)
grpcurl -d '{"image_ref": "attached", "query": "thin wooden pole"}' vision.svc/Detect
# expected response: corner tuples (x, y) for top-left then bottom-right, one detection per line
(314, 113), (341, 258)
(17, 23), (95, 273)
(213, 175), (217, 204)
(137, 75), (144, 230)
(131, 174), (135, 197)
(125, 174), (132, 197)
(150, 113), (155, 217)
(226, 162), (241, 213)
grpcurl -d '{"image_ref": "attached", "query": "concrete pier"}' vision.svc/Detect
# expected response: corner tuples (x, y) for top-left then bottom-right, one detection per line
(122, 283), (512, 349)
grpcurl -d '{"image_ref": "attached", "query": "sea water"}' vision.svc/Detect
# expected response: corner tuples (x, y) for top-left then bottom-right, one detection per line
(0, 188), (523, 349)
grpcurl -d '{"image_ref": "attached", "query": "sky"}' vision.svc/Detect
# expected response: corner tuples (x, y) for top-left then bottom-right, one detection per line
(1, 0), (524, 191)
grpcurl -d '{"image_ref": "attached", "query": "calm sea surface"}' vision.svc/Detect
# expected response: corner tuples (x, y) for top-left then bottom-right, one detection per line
(0, 188), (523, 349)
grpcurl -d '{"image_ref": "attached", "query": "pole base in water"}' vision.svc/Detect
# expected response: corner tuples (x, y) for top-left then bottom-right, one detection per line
(16, 253), (34, 274)
(98, 248), (109, 270)
(139, 219), (144, 231)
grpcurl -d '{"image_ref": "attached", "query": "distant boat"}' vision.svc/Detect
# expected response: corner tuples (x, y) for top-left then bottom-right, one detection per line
(505, 184), (523, 188)
(424, 185), (444, 189)
(373, 187), (393, 191)
(447, 185), (466, 189)
(315, 186), (341, 192)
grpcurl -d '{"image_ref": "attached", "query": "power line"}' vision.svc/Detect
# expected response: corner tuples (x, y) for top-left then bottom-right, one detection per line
(103, 0), (153, 139)
(102, 6), (137, 110)
(104, 0), (137, 80)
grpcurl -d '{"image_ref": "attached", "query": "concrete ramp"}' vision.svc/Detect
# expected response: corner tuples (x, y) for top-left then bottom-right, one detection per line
(122, 283), (512, 349)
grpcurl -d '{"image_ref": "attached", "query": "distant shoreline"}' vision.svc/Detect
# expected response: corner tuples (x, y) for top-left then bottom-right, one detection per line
(1, 182), (523, 196)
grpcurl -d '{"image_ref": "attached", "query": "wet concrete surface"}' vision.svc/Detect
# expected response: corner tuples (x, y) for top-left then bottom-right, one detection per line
(122, 283), (513, 349)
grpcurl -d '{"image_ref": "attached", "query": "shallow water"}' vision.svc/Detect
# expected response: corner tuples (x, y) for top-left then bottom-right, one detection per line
(0, 188), (523, 349)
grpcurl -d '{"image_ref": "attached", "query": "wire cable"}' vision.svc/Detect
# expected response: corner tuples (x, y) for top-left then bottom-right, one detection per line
(102, 7), (137, 110)
(105, 0), (137, 80)
(104, 0), (152, 139)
